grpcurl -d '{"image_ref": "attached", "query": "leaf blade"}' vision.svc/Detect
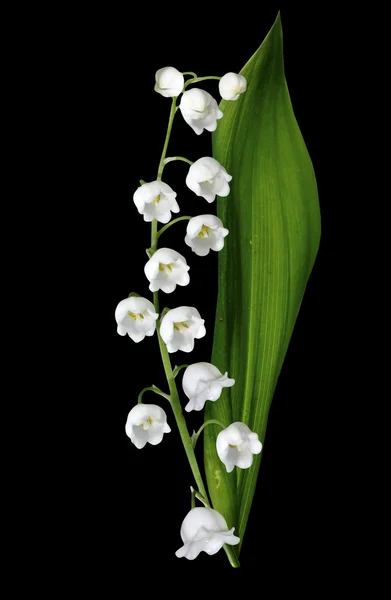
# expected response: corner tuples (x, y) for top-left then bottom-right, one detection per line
(204, 12), (321, 548)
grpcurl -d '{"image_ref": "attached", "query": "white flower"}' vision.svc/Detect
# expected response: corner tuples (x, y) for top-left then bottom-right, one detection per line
(144, 248), (190, 294)
(185, 215), (229, 257)
(154, 67), (184, 97)
(133, 181), (179, 224)
(216, 422), (262, 473)
(185, 157), (232, 203)
(125, 404), (171, 449)
(115, 296), (158, 343)
(182, 362), (235, 412)
(160, 306), (206, 353)
(219, 72), (247, 101)
(179, 89), (223, 135)
(175, 507), (240, 560)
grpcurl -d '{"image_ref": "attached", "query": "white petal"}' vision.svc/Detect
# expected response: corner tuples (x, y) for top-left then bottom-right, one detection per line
(128, 330), (145, 343)
(193, 321), (206, 339)
(210, 235), (225, 252)
(159, 281), (177, 294)
(155, 67), (184, 97)
(144, 259), (160, 281)
(231, 422), (252, 437)
(175, 507), (239, 560)
(217, 179), (230, 197)
(166, 341), (179, 353)
(186, 119), (203, 135)
(147, 429), (164, 445)
(151, 247), (185, 264)
(156, 211), (171, 224)
(235, 450), (254, 470)
(219, 73), (247, 101)
(149, 281), (160, 292)
(183, 362), (222, 395)
(117, 324), (126, 336)
(146, 309), (159, 320)
(160, 317), (174, 343)
(131, 433), (148, 450)
(178, 337), (195, 353)
(250, 438), (263, 454)
(156, 181), (176, 195)
(171, 200), (180, 213)
(176, 272), (190, 286)
(186, 215), (204, 239)
(175, 540), (206, 560)
(185, 238), (211, 257)
(204, 121), (218, 132)
(184, 399), (196, 412)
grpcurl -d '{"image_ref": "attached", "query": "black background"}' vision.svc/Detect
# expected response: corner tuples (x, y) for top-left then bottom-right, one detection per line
(56, 2), (338, 582)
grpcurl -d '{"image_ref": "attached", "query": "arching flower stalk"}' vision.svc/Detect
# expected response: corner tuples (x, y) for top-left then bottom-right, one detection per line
(116, 66), (250, 568)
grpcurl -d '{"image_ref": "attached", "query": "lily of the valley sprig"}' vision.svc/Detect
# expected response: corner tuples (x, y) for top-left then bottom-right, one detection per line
(115, 66), (257, 567)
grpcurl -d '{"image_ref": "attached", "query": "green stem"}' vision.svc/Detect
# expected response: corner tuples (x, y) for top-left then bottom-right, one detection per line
(172, 364), (189, 378)
(149, 96), (178, 256)
(155, 324), (209, 500)
(184, 76), (221, 89)
(164, 156), (194, 167)
(191, 488), (208, 508)
(182, 71), (197, 78)
(137, 385), (171, 404)
(192, 419), (226, 448)
(157, 216), (192, 239)
(157, 97), (177, 180)
(149, 98), (240, 569)
(151, 220), (158, 255)
(155, 312), (240, 568)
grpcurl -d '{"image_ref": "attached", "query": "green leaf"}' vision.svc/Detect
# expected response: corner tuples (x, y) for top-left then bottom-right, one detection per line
(204, 12), (321, 550)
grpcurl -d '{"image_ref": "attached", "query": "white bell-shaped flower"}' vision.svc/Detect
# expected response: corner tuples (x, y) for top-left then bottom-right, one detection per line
(154, 66), (184, 98)
(144, 248), (190, 294)
(219, 72), (247, 101)
(125, 404), (171, 449)
(133, 181), (179, 224)
(160, 306), (206, 353)
(216, 422), (262, 473)
(179, 89), (223, 135)
(182, 362), (235, 412)
(115, 296), (158, 343)
(185, 214), (229, 257)
(175, 507), (240, 560)
(185, 157), (232, 203)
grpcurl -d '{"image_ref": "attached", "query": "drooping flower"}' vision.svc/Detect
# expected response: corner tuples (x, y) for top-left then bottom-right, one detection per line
(185, 157), (232, 203)
(219, 72), (247, 101)
(179, 89), (223, 135)
(216, 422), (262, 473)
(160, 306), (206, 353)
(182, 362), (235, 412)
(175, 507), (240, 560)
(115, 296), (158, 343)
(125, 404), (171, 449)
(144, 248), (190, 294)
(185, 215), (229, 257)
(154, 67), (184, 97)
(133, 181), (179, 224)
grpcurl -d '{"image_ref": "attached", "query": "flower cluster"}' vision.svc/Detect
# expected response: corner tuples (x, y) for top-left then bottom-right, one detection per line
(115, 67), (262, 563)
